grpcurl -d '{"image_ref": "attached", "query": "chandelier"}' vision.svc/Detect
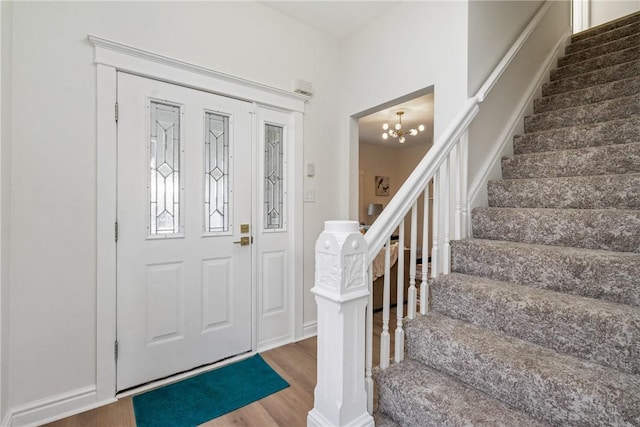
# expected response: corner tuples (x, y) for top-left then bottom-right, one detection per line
(382, 111), (425, 143)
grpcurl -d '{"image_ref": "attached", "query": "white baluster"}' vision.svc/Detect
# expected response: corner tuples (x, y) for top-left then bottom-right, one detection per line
(421, 186), (430, 315)
(365, 267), (373, 414)
(380, 238), (391, 370)
(460, 132), (469, 238)
(431, 173), (439, 279)
(454, 140), (462, 241)
(308, 221), (374, 427)
(395, 221), (405, 363)
(407, 204), (418, 320)
(443, 156), (451, 274)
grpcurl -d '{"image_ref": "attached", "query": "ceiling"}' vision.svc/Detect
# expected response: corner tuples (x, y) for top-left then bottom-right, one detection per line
(359, 93), (434, 148)
(260, 1), (400, 40)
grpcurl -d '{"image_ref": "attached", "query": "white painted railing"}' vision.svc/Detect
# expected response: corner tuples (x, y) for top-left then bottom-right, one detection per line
(363, 100), (476, 411)
(308, 2), (560, 424)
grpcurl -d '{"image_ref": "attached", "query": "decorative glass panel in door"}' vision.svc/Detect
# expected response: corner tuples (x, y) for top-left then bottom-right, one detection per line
(149, 101), (183, 237)
(264, 123), (284, 230)
(204, 112), (230, 234)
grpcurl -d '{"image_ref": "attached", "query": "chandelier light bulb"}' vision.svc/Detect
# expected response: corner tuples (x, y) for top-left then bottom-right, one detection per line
(379, 110), (426, 143)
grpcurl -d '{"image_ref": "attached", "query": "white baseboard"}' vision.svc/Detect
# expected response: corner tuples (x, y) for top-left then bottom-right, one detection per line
(2, 409), (11, 427)
(258, 333), (294, 353)
(300, 321), (317, 340)
(468, 28), (571, 209)
(6, 385), (115, 427)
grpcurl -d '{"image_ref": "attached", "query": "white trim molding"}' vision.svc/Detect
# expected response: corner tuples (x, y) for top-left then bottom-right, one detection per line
(301, 320), (318, 340)
(89, 35), (308, 112)
(6, 386), (114, 427)
(90, 34), (306, 419)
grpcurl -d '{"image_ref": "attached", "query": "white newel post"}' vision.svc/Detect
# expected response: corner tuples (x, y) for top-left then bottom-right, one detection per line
(307, 221), (375, 427)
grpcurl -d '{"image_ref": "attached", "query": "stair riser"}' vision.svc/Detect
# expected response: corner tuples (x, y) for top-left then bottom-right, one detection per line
(566, 20), (640, 55)
(431, 275), (640, 374)
(451, 240), (640, 308)
(406, 315), (640, 427)
(542, 59), (640, 97)
(373, 413), (400, 427)
(513, 117), (640, 155)
(488, 175), (640, 210)
(472, 208), (640, 253)
(559, 33), (640, 67)
(525, 93), (640, 133)
(572, 12), (640, 42)
(552, 45), (640, 82)
(503, 143), (640, 179)
(535, 76), (640, 114)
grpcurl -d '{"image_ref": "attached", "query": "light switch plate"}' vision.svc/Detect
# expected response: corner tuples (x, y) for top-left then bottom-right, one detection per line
(304, 188), (315, 202)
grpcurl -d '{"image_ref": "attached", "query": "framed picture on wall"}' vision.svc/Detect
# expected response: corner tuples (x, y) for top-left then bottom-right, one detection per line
(375, 176), (390, 196)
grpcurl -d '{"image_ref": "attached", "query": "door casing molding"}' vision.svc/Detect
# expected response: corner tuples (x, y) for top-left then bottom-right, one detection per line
(91, 35), (306, 403)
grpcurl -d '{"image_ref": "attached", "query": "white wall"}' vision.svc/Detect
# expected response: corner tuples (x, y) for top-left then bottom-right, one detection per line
(589, 0), (640, 27)
(6, 0), (341, 413)
(340, 1), (469, 221)
(359, 145), (400, 224)
(467, 1), (571, 209)
(0, 0), (12, 422)
(468, 1), (544, 96)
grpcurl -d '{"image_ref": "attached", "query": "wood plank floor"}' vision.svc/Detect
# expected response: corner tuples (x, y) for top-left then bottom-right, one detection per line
(44, 307), (402, 427)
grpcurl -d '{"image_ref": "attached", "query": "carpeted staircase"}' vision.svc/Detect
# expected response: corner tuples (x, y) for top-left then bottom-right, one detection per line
(374, 11), (640, 427)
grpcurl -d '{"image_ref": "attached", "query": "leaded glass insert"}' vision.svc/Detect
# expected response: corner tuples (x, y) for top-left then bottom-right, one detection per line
(149, 101), (182, 236)
(204, 112), (230, 233)
(264, 124), (284, 230)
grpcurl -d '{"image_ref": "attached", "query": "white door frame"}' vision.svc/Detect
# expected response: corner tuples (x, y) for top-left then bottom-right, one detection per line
(90, 35), (306, 402)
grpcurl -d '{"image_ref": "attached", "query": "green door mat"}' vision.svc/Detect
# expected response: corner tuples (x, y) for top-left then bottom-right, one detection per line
(133, 354), (290, 427)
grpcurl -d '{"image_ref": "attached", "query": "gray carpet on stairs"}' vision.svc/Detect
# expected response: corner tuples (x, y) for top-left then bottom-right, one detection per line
(375, 10), (640, 426)
(513, 116), (640, 155)
(502, 142), (640, 179)
(535, 75), (640, 114)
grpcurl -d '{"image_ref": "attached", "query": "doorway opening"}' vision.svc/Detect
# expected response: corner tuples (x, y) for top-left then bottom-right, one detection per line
(355, 88), (434, 311)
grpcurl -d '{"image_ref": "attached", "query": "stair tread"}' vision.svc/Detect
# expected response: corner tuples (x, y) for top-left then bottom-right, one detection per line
(542, 58), (640, 98)
(488, 173), (640, 209)
(504, 142), (640, 178)
(432, 272), (640, 374)
(552, 45), (640, 82)
(525, 91), (640, 133)
(559, 32), (640, 67)
(566, 20), (640, 55)
(451, 238), (640, 308)
(537, 75), (640, 114)
(375, 358), (549, 427)
(514, 116), (640, 154)
(406, 313), (640, 426)
(472, 207), (640, 253)
(572, 11), (640, 42)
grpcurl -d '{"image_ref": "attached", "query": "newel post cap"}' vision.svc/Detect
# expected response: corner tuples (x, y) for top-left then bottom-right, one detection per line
(312, 220), (368, 301)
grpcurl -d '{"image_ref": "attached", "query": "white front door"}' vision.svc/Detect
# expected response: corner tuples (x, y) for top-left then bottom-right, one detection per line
(116, 72), (253, 391)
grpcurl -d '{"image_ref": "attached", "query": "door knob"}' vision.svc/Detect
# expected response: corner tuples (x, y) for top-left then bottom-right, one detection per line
(233, 237), (251, 246)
